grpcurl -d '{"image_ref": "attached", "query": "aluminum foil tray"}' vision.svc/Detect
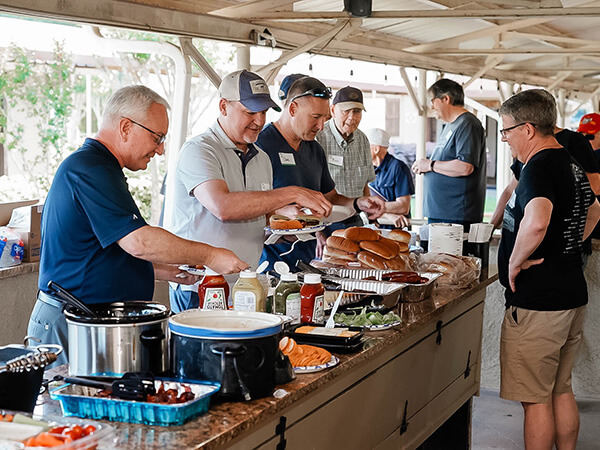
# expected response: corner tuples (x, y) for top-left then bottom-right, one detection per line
(323, 277), (405, 311)
(50, 379), (220, 426)
(322, 271), (442, 303)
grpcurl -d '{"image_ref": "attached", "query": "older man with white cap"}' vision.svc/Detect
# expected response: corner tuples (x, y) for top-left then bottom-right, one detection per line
(167, 70), (331, 312)
(317, 86), (375, 229)
(366, 128), (414, 228)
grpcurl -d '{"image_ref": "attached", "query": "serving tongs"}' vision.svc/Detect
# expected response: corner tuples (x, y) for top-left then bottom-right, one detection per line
(54, 372), (156, 401)
(47, 281), (98, 318)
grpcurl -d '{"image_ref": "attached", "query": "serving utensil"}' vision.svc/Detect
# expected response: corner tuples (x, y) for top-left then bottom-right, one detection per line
(325, 291), (344, 329)
(55, 372), (156, 401)
(47, 281), (98, 318)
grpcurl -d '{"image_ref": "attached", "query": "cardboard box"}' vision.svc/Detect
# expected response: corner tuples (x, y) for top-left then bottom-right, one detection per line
(0, 199), (42, 263)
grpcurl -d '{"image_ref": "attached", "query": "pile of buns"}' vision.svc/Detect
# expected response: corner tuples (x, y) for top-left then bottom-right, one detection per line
(269, 214), (321, 230)
(323, 227), (412, 270)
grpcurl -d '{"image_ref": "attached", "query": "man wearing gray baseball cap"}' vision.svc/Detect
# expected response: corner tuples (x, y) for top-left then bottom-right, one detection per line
(167, 70), (331, 312)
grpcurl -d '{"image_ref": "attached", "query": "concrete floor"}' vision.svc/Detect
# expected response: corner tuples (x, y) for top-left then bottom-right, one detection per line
(472, 388), (600, 449)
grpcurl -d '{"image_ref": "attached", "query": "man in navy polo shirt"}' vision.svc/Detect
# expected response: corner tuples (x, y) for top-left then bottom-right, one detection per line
(366, 128), (414, 228)
(257, 76), (385, 270)
(29, 85), (248, 364)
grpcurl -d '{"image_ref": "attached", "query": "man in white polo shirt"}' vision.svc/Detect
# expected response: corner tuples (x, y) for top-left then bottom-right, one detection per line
(167, 70), (332, 312)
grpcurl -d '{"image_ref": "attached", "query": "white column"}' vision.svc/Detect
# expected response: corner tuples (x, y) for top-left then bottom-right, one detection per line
(414, 69), (428, 219)
(85, 73), (92, 136)
(237, 44), (251, 70)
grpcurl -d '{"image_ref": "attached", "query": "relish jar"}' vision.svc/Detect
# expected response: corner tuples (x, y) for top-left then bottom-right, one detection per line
(274, 273), (301, 323)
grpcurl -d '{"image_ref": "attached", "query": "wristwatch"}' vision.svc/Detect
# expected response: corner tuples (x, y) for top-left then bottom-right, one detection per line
(430, 160), (436, 173)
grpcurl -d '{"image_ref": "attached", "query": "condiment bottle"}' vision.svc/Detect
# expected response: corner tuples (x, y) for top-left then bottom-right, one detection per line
(232, 270), (266, 312)
(300, 274), (325, 324)
(274, 273), (301, 323)
(198, 268), (229, 310)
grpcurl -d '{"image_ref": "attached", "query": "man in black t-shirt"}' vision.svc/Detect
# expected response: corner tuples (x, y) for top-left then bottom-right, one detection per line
(498, 89), (600, 449)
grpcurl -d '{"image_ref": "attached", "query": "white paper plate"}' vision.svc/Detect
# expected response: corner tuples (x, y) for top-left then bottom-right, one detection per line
(264, 223), (328, 235)
(178, 265), (205, 276)
(325, 205), (355, 223)
(293, 355), (339, 374)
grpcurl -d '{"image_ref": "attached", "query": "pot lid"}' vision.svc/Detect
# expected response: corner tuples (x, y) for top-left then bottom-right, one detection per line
(64, 301), (169, 324)
(169, 310), (285, 339)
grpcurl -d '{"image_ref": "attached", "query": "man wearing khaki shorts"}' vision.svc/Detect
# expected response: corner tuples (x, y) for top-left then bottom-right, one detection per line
(497, 89), (600, 449)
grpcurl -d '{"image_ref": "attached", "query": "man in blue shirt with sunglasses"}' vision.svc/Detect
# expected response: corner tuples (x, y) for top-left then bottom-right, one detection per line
(257, 76), (385, 270)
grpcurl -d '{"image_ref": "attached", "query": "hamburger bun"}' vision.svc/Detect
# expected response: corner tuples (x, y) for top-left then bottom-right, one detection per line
(326, 236), (360, 254)
(344, 227), (380, 242)
(397, 242), (410, 253)
(387, 229), (411, 244)
(269, 214), (303, 230)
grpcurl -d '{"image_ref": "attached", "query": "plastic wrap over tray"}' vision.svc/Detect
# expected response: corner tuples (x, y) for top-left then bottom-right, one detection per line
(50, 379), (220, 426)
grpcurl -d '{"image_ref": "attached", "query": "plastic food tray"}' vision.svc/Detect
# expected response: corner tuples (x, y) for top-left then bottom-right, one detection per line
(50, 379), (220, 426)
(0, 412), (117, 449)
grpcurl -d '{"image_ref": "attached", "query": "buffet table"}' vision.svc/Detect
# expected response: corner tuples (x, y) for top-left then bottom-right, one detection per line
(37, 270), (497, 450)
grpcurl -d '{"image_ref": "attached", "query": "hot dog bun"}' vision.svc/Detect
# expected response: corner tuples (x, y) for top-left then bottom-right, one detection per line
(344, 227), (380, 242)
(326, 236), (360, 254)
(387, 229), (411, 244)
(323, 246), (358, 261)
(331, 229), (346, 238)
(269, 215), (303, 229)
(359, 240), (396, 260)
(357, 251), (389, 270)
(377, 236), (401, 254)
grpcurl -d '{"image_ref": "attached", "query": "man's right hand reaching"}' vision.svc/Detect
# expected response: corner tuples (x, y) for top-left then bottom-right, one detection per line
(204, 247), (249, 274)
(285, 186), (333, 218)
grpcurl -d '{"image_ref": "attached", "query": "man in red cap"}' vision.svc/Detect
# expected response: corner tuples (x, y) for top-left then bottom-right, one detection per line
(578, 112), (600, 154)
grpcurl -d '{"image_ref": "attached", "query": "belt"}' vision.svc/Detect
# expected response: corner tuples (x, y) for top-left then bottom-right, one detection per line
(37, 290), (64, 309)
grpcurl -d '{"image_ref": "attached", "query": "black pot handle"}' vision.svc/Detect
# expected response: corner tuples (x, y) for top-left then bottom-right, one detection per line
(210, 344), (251, 401)
(140, 329), (166, 375)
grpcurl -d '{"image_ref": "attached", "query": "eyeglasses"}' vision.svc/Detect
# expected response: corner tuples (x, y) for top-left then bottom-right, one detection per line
(430, 96), (444, 105)
(584, 134), (595, 141)
(500, 122), (535, 138)
(124, 117), (166, 145)
(289, 87), (332, 103)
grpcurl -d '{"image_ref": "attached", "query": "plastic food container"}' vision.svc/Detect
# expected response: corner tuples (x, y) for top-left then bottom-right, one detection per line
(0, 413), (116, 449)
(50, 379), (220, 426)
(285, 324), (364, 353)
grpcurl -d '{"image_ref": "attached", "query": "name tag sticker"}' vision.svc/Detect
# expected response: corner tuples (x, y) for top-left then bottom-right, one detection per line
(279, 153), (296, 166)
(327, 155), (344, 167)
(444, 129), (453, 140)
(261, 183), (270, 191)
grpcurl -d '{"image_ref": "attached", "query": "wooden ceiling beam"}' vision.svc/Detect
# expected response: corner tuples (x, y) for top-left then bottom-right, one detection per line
(238, 7), (600, 20)
(209, 0), (296, 19)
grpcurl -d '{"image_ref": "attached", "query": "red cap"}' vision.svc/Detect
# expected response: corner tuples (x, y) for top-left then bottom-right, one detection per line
(577, 113), (600, 135)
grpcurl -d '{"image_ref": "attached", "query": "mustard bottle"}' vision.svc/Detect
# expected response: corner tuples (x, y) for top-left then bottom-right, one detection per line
(232, 270), (266, 312)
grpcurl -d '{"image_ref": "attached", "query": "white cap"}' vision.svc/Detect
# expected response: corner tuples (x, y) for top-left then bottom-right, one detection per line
(303, 274), (321, 284)
(239, 270), (257, 278)
(281, 273), (298, 282)
(365, 128), (390, 147)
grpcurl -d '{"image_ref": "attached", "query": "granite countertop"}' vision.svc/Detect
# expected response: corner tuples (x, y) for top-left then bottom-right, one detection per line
(36, 271), (498, 449)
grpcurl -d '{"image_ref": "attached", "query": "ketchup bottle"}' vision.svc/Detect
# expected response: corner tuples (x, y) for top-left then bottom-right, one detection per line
(300, 274), (325, 324)
(198, 268), (229, 310)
